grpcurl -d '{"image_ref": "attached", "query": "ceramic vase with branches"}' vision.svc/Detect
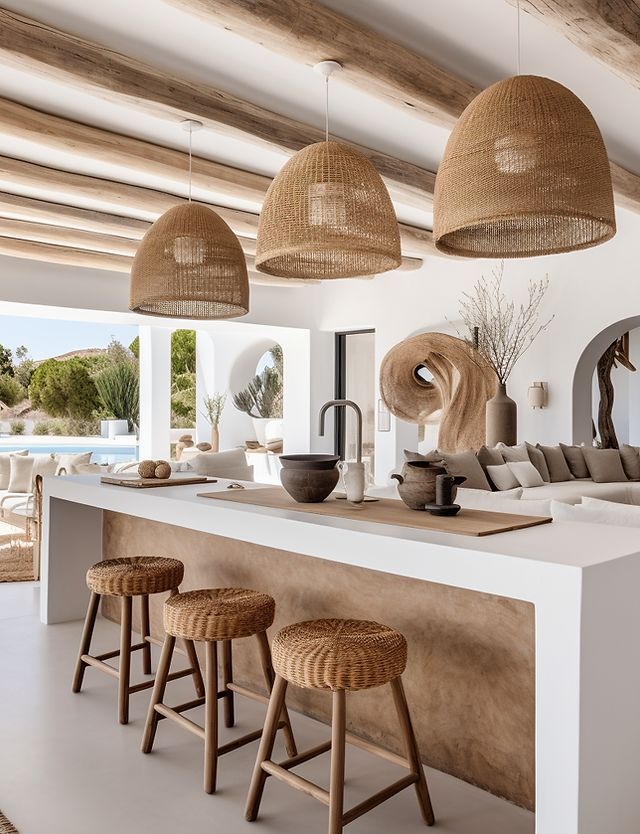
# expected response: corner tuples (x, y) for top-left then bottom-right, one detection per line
(458, 263), (553, 446)
(202, 392), (226, 452)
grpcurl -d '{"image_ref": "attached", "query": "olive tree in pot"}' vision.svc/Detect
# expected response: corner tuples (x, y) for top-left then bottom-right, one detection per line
(232, 346), (283, 446)
(458, 263), (553, 446)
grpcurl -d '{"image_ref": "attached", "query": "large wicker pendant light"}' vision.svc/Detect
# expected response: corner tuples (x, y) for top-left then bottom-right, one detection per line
(130, 120), (249, 319)
(255, 62), (401, 280)
(433, 4), (615, 258)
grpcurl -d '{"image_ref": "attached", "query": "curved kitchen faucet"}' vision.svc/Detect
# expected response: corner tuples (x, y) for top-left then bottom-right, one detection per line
(318, 399), (363, 463)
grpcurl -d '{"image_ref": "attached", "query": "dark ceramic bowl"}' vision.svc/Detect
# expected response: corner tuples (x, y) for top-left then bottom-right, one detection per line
(279, 454), (340, 470)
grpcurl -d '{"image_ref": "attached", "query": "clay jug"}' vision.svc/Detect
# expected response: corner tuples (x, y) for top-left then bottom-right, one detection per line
(391, 460), (446, 510)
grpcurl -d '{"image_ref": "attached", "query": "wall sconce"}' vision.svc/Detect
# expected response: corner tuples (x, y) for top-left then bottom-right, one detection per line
(528, 381), (548, 409)
(377, 398), (391, 431)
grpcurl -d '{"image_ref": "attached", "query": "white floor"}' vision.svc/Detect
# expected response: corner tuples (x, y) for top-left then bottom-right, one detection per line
(0, 582), (534, 834)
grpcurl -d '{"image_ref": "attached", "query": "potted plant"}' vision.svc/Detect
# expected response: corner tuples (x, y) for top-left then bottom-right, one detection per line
(232, 347), (283, 446)
(457, 262), (553, 446)
(201, 392), (226, 452)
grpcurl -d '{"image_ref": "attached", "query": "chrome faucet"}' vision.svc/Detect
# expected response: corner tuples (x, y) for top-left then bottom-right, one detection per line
(318, 399), (363, 463)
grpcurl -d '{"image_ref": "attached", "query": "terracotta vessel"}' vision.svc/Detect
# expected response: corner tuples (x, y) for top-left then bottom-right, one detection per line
(485, 382), (517, 446)
(391, 460), (446, 510)
(280, 454), (340, 503)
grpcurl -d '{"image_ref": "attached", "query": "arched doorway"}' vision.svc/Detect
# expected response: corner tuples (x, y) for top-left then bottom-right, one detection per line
(572, 316), (640, 444)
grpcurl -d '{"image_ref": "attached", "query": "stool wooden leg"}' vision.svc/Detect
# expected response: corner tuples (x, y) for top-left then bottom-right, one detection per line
(140, 594), (152, 675)
(222, 639), (235, 728)
(245, 674), (288, 821)
(255, 631), (297, 757)
(118, 595), (133, 725)
(390, 677), (435, 826)
(204, 640), (219, 794)
(71, 591), (100, 693)
(328, 689), (346, 834)
(184, 639), (205, 698)
(141, 633), (176, 754)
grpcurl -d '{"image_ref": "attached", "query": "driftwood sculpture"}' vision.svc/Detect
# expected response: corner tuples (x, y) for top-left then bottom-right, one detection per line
(596, 333), (636, 449)
(379, 332), (497, 452)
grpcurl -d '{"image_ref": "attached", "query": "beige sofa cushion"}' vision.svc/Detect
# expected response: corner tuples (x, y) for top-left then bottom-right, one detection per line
(581, 447), (628, 483)
(507, 461), (545, 488)
(497, 442), (529, 463)
(0, 450), (27, 489)
(559, 444), (589, 479)
(619, 445), (640, 480)
(538, 445), (574, 482)
(439, 450), (491, 491)
(8, 455), (34, 492)
(190, 448), (253, 481)
(552, 497), (640, 528)
(524, 442), (550, 482)
(403, 449), (443, 463)
(56, 451), (92, 475)
(486, 463), (519, 491)
(521, 480), (629, 504)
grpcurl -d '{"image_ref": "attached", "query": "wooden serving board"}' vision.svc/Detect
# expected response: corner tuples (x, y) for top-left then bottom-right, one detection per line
(197, 487), (551, 537)
(101, 475), (212, 489)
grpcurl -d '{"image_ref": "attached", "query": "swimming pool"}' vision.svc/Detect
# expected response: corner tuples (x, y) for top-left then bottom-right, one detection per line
(0, 444), (138, 465)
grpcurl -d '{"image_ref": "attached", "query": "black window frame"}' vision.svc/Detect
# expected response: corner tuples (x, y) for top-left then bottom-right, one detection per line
(333, 329), (375, 460)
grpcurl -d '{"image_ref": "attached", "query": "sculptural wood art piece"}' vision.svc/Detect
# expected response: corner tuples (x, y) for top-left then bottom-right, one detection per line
(596, 333), (636, 449)
(379, 332), (497, 452)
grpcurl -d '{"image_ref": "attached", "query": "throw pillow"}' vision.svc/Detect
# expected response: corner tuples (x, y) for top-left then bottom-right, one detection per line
(8, 455), (35, 493)
(496, 442), (530, 463)
(191, 449), (253, 481)
(581, 447), (628, 483)
(439, 450), (491, 491)
(619, 445), (640, 480)
(403, 449), (443, 463)
(537, 445), (574, 482)
(486, 463), (520, 491)
(559, 443), (590, 479)
(56, 451), (92, 475)
(525, 442), (550, 482)
(456, 486), (522, 509)
(476, 445), (504, 491)
(581, 496), (640, 526)
(550, 500), (590, 523)
(75, 463), (106, 474)
(0, 449), (28, 489)
(507, 460), (545, 488)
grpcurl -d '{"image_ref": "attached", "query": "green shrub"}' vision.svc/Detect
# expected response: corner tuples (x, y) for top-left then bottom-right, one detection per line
(0, 374), (25, 407)
(33, 421), (52, 435)
(29, 357), (100, 420)
(10, 420), (25, 435)
(171, 370), (196, 425)
(94, 360), (139, 431)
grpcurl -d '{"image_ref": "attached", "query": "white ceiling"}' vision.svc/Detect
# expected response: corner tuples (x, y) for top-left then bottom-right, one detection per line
(0, 0), (638, 228)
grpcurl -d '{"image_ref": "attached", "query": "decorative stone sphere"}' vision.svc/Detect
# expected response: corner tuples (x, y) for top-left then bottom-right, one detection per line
(179, 434), (194, 447)
(197, 442), (212, 451)
(155, 461), (171, 479)
(138, 459), (157, 479)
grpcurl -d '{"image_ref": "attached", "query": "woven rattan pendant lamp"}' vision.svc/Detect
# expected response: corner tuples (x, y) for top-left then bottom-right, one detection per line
(130, 120), (249, 319)
(255, 62), (401, 280)
(433, 4), (615, 258)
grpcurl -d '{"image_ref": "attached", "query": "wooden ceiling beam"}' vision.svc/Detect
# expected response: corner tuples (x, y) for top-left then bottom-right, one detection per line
(503, 1), (640, 91)
(170, 0), (640, 214)
(0, 236), (133, 273)
(0, 155), (435, 257)
(0, 8), (435, 209)
(0, 97), (271, 205)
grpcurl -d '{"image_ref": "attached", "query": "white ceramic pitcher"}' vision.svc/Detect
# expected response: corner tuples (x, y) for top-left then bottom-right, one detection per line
(338, 460), (366, 504)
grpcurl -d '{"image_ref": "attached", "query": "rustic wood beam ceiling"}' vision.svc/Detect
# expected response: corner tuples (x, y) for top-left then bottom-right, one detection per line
(0, 8), (435, 210)
(0, 154), (435, 257)
(168, 0), (640, 214)
(503, 1), (640, 91)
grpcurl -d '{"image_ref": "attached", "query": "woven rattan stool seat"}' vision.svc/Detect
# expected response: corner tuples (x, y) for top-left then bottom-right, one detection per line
(272, 618), (407, 691)
(163, 588), (276, 642)
(86, 557), (184, 597)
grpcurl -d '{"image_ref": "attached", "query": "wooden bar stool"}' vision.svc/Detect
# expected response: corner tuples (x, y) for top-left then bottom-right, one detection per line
(72, 556), (204, 725)
(141, 588), (298, 794)
(246, 618), (435, 833)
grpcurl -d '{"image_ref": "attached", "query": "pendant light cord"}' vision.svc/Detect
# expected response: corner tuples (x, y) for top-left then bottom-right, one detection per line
(324, 75), (330, 142)
(516, 0), (521, 75)
(188, 122), (193, 203)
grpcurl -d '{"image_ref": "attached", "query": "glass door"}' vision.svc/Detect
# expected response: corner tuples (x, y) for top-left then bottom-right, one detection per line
(335, 330), (375, 481)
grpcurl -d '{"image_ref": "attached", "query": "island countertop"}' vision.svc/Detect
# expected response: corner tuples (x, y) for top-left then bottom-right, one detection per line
(40, 474), (640, 834)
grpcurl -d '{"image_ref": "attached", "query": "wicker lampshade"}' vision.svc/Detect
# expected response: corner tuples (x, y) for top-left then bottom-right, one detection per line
(434, 75), (616, 258)
(255, 140), (401, 279)
(130, 203), (249, 319)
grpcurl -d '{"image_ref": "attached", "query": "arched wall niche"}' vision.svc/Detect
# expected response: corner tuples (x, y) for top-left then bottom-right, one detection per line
(572, 315), (640, 444)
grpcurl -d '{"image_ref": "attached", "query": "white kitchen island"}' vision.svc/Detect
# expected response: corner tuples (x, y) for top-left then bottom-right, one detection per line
(41, 474), (640, 834)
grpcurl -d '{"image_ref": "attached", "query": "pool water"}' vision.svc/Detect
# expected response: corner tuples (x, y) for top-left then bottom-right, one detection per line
(0, 444), (138, 465)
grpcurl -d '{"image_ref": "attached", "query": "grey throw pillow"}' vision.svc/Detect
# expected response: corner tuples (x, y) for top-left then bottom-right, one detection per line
(439, 450), (491, 491)
(537, 445), (574, 482)
(496, 442), (530, 463)
(559, 443), (590, 479)
(581, 447), (628, 483)
(619, 444), (640, 480)
(403, 449), (443, 463)
(525, 442), (550, 483)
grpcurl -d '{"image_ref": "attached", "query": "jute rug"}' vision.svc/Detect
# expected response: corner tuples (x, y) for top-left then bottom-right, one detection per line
(0, 811), (19, 833)
(0, 521), (35, 582)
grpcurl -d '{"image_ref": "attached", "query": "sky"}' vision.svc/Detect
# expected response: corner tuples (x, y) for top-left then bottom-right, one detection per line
(0, 316), (139, 361)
